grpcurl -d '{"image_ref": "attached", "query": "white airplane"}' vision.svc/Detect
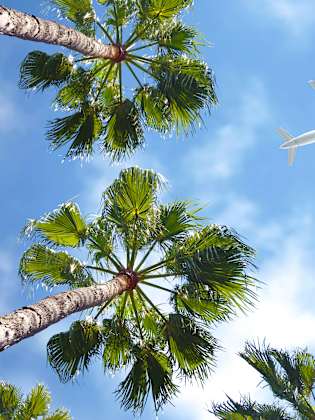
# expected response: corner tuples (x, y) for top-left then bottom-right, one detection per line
(278, 128), (315, 166)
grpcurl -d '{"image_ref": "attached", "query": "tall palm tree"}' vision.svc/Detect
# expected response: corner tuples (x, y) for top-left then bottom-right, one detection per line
(211, 342), (315, 419)
(0, 167), (257, 413)
(0, 381), (71, 419)
(0, 1), (217, 160)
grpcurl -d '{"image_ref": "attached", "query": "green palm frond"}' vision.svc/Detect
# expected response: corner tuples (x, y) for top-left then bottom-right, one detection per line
(139, 0), (193, 19)
(20, 167), (257, 415)
(51, 0), (95, 35)
(22, 202), (88, 247)
(19, 51), (73, 91)
(47, 321), (103, 382)
(157, 22), (199, 54)
(0, 382), (71, 420)
(103, 100), (144, 160)
(211, 396), (292, 420)
(0, 382), (21, 417)
(165, 314), (217, 383)
(47, 108), (103, 157)
(19, 244), (93, 288)
(115, 347), (178, 413)
(102, 318), (134, 371)
(19, 0), (216, 160)
(172, 283), (233, 323)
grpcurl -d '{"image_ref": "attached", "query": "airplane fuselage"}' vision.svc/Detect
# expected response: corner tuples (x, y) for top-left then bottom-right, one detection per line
(280, 130), (315, 149)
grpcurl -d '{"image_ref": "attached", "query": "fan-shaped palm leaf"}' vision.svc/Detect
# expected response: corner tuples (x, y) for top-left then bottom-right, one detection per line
(13, 0), (217, 160)
(1, 167), (257, 414)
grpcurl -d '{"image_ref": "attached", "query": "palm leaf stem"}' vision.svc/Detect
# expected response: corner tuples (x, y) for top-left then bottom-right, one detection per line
(126, 59), (156, 80)
(95, 62), (114, 101)
(85, 265), (117, 276)
(88, 238), (123, 271)
(95, 20), (115, 45)
(138, 257), (174, 275)
(125, 16), (160, 48)
(113, 3), (120, 44)
(128, 53), (155, 64)
(89, 61), (111, 81)
(75, 56), (97, 63)
(119, 292), (129, 318)
(94, 297), (114, 320)
(137, 287), (167, 322)
(119, 62), (123, 102)
(141, 281), (175, 295)
(128, 42), (159, 53)
(125, 62), (143, 89)
(134, 241), (157, 272)
(144, 273), (180, 279)
(130, 291), (144, 340)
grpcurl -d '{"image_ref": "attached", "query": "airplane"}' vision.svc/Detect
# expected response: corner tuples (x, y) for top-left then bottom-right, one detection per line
(277, 127), (315, 166)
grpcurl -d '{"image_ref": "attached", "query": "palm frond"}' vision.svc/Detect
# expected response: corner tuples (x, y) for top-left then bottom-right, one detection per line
(19, 244), (93, 288)
(51, 0), (95, 35)
(87, 217), (115, 264)
(102, 318), (134, 371)
(139, 0), (193, 20)
(115, 347), (178, 413)
(151, 56), (217, 131)
(103, 0), (136, 28)
(47, 108), (103, 158)
(211, 395), (292, 420)
(0, 382), (21, 416)
(19, 384), (50, 418)
(45, 409), (72, 420)
(22, 202), (88, 247)
(102, 100), (144, 161)
(157, 21), (199, 54)
(19, 51), (73, 91)
(47, 321), (103, 382)
(165, 314), (217, 383)
(172, 283), (233, 323)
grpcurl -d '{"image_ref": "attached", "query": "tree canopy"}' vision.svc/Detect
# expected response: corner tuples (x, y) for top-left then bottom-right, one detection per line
(19, 166), (257, 414)
(18, 0), (217, 161)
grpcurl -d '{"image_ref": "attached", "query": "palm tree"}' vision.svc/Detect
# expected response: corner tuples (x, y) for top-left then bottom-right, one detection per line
(211, 342), (315, 419)
(0, 1), (217, 160)
(0, 167), (257, 413)
(0, 381), (71, 419)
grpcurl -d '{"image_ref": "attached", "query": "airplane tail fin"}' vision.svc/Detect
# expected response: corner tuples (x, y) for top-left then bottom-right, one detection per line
(277, 127), (293, 142)
(288, 146), (297, 166)
(308, 80), (315, 90)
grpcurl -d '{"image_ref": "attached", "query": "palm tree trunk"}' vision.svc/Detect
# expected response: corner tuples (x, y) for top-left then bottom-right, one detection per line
(0, 5), (120, 60)
(0, 274), (130, 352)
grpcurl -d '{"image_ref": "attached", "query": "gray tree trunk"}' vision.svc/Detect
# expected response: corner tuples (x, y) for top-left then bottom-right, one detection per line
(0, 5), (120, 60)
(0, 274), (130, 351)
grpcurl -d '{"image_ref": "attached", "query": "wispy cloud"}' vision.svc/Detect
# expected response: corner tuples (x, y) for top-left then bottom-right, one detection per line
(184, 79), (270, 182)
(166, 206), (315, 420)
(246, 0), (315, 37)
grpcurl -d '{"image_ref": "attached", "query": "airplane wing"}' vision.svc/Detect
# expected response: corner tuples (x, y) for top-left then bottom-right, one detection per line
(288, 146), (297, 166)
(277, 127), (293, 142)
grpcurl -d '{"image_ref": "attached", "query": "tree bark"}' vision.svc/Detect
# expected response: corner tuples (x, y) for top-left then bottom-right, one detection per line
(0, 274), (130, 351)
(0, 5), (120, 60)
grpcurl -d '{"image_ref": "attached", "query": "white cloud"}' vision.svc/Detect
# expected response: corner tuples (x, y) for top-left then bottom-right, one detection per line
(246, 0), (315, 37)
(185, 80), (270, 182)
(165, 207), (315, 420)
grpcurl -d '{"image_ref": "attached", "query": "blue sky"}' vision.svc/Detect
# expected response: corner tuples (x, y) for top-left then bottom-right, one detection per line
(2, 0), (315, 418)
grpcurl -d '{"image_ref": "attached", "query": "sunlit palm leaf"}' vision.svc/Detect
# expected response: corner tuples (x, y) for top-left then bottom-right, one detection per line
(103, 100), (144, 161)
(115, 347), (178, 413)
(23, 202), (87, 247)
(19, 244), (93, 288)
(19, 51), (72, 91)
(47, 108), (103, 158)
(47, 321), (103, 382)
(0, 382), (21, 416)
(19, 384), (50, 418)
(51, 0), (95, 35)
(139, 0), (193, 19)
(157, 22), (199, 54)
(165, 314), (217, 383)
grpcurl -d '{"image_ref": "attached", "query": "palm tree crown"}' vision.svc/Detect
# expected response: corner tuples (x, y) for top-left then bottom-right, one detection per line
(211, 342), (315, 419)
(20, 167), (257, 414)
(0, 381), (71, 419)
(18, 0), (217, 161)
